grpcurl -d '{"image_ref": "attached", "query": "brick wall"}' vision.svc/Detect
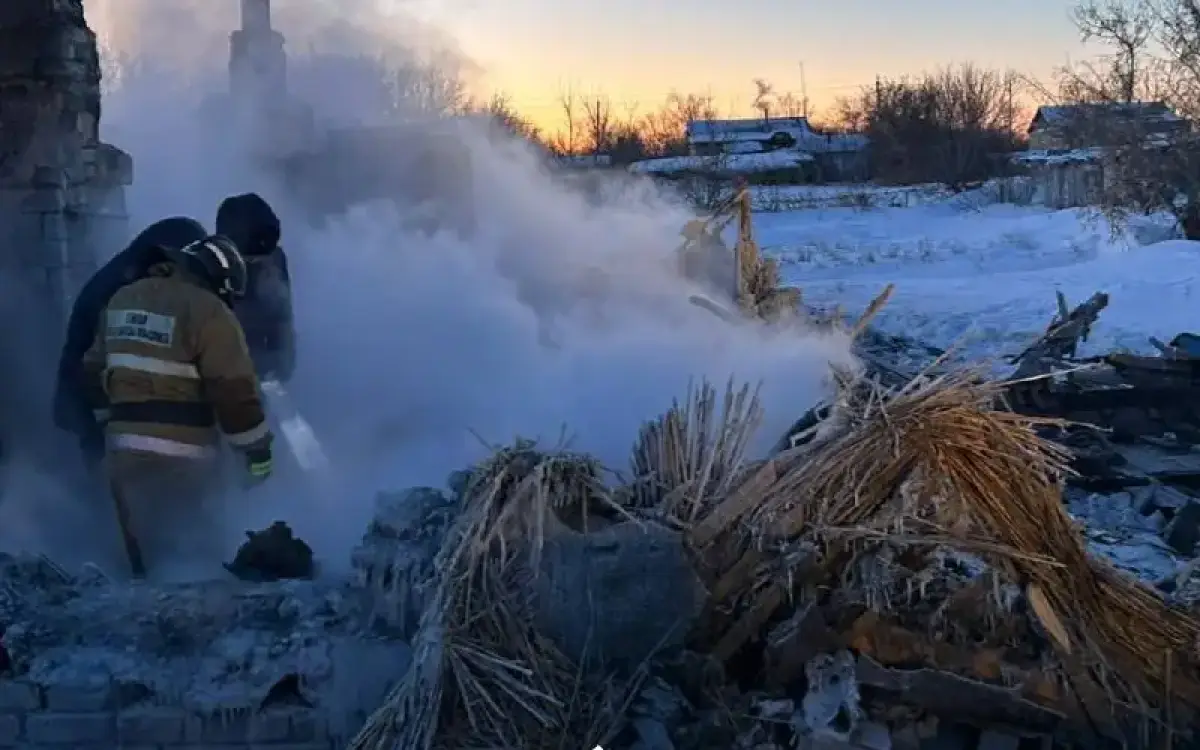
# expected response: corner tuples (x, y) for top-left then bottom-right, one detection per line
(0, 0), (132, 323)
(0, 679), (336, 749)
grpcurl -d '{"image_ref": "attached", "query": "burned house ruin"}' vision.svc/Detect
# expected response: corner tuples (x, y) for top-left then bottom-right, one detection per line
(0, 0), (472, 326)
(0, 0), (132, 322)
(200, 0), (475, 235)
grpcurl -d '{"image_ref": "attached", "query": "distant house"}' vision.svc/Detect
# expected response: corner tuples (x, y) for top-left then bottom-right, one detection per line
(1010, 102), (1190, 209)
(684, 117), (869, 182)
(1026, 102), (1188, 150)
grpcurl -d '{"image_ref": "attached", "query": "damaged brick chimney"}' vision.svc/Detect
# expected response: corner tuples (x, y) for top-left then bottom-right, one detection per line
(202, 0), (314, 160)
(0, 0), (131, 322)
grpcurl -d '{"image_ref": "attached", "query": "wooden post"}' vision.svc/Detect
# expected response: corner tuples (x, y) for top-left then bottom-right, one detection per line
(734, 180), (758, 309)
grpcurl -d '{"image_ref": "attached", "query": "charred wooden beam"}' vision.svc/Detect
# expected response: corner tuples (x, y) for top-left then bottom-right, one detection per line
(1011, 292), (1109, 378)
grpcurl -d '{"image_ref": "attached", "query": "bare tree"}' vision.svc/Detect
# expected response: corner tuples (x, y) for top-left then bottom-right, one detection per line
(638, 91), (719, 156)
(545, 87), (580, 155)
(775, 91), (808, 118)
(835, 96), (870, 132)
(747, 80), (808, 119)
(1066, 0), (1157, 103)
(472, 92), (542, 143)
(673, 92), (719, 123)
(1049, 0), (1200, 236)
(581, 94), (614, 154)
(390, 52), (472, 117)
(838, 64), (1023, 187)
(608, 101), (648, 163)
(752, 78), (774, 120)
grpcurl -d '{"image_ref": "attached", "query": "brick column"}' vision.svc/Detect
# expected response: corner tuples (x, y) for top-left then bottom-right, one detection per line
(0, 0), (131, 325)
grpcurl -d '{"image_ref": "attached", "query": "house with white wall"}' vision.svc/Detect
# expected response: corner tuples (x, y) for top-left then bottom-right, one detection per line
(683, 117), (868, 181)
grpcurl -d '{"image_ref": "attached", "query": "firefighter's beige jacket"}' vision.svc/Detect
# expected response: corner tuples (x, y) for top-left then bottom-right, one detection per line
(81, 262), (272, 459)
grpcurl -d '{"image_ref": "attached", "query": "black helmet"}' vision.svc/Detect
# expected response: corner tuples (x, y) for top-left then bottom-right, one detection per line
(173, 235), (248, 300)
(215, 193), (281, 257)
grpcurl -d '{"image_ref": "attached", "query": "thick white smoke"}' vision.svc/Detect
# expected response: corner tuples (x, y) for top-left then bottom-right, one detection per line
(2, 0), (854, 578)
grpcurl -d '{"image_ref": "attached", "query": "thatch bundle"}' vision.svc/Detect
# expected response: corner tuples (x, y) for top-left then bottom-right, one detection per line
(625, 379), (763, 519)
(347, 382), (762, 750)
(348, 440), (634, 750)
(688, 370), (1200, 740)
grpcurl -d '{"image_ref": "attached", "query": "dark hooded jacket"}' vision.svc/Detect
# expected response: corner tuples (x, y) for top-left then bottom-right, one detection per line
(53, 217), (208, 442)
(216, 193), (296, 382)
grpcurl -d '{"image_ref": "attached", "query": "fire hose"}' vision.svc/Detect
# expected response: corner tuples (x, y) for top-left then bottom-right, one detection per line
(260, 378), (329, 473)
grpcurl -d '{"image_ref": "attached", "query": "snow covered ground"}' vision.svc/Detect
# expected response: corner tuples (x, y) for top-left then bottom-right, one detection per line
(752, 195), (1192, 362)
(752, 192), (1200, 589)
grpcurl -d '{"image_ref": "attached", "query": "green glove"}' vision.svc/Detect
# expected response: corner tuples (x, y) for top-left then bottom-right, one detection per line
(245, 443), (273, 484)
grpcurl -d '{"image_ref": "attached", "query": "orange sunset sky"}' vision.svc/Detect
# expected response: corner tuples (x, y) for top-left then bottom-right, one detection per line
(88, 0), (1095, 133)
(432, 0), (1088, 130)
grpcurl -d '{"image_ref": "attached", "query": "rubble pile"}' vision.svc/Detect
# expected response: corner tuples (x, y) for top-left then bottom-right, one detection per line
(679, 184), (803, 324)
(0, 552), (388, 731)
(350, 485), (459, 635)
(344, 368), (1200, 750)
(792, 289), (1200, 604)
(344, 182), (1200, 749)
(8, 233), (1200, 749)
(977, 291), (1200, 600)
(0, 505), (458, 742)
(685, 372), (1200, 749)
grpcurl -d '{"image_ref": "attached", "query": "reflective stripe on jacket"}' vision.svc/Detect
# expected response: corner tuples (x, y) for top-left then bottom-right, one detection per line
(81, 263), (272, 458)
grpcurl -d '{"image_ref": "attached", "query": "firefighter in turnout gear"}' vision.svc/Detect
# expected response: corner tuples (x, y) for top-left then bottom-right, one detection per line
(81, 235), (274, 571)
(54, 217), (210, 470)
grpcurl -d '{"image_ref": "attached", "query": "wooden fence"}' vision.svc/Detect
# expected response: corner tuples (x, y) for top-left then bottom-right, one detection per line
(994, 162), (1104, 209)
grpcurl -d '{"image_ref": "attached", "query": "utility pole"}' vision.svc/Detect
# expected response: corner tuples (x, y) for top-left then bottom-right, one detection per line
(1005, 75), (1014, 134)
(799, 61), (809, 118)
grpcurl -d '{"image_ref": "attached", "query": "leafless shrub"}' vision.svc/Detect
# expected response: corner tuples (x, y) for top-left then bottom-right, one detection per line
(677, 174), (733, 212)
(837, 64), (1024, 189)
(638, 92), (720, 158)
(544, 89), (723, 165)
(467, 92), (542, 143)
(839, 189), (876, 210)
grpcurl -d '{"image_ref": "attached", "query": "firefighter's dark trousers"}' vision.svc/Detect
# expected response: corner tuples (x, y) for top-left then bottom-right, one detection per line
(106, 449), (226, 571)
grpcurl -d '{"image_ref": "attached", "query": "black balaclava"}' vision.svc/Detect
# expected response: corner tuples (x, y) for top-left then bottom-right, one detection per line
(215, 193), (281, 257)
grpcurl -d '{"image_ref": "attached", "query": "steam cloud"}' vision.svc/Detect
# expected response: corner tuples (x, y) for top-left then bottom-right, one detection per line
(0, 0), (854, 578)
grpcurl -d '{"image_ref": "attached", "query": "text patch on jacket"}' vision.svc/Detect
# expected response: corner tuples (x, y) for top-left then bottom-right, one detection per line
(105, 310), (176, 347)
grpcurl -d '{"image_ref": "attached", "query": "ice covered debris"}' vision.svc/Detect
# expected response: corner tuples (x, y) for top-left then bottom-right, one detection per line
(1062, 484), (1200, 600)
(533, 517), (705, 666)
(350, 485), (457, 635)
(0, 485), (457, 720)
(0, 556), (395, 714)
(800, 651), (862, 740)
(621, 650), (902, 750)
